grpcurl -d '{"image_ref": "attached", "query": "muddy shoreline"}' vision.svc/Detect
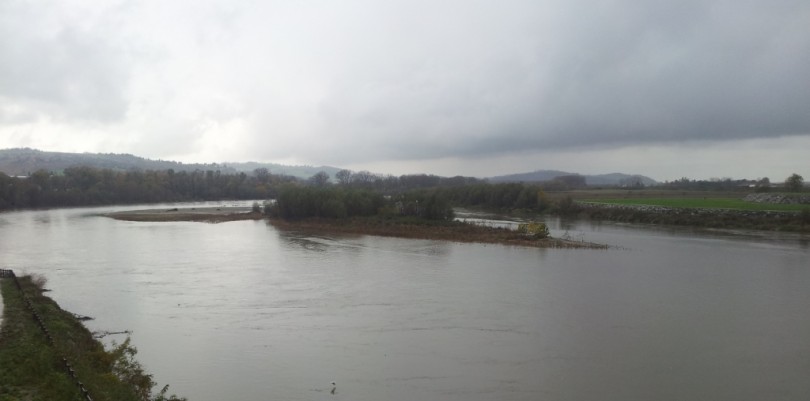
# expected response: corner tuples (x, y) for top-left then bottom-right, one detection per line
(104, 207), (263, 223)
(268, 217), (608, 249)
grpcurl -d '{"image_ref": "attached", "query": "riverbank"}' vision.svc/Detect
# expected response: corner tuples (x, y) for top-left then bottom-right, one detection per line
(0, 273), (185, 401)
(268, 216), (608, 249)
(572, 202), (810, 232)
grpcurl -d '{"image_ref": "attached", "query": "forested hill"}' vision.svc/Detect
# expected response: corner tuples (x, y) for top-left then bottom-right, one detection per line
(0, 148), (233, 175)
(0, 148), (341, 179)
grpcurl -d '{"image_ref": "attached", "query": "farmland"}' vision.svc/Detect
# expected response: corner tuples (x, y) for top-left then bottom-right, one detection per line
(581, 197), (807, 212)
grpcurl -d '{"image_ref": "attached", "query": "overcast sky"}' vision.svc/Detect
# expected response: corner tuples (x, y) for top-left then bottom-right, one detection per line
(1, 0), (808, 181)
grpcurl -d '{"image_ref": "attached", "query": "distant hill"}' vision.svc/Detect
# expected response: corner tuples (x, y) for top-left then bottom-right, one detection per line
(0, 148), (238, 175)
(0, 148), (341, 179)
(224, 161), (343, 180)
(488, 169), (658, 186)
(1, 148), (659, 185)
(585, 173), (658, 186)
(488, 170), (570, 183)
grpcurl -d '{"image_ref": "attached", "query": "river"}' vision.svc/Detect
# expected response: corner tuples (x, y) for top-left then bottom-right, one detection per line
(1, 202), (808, 401)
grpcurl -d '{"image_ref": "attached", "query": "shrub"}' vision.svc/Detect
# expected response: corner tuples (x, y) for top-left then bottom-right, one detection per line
(517, 222), (550, 239)
(30, 273), (48, 289)
(557, 196), (580, 214)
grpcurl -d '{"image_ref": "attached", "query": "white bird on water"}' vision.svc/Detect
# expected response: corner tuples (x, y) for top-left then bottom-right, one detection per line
(331, 381), (337, 394)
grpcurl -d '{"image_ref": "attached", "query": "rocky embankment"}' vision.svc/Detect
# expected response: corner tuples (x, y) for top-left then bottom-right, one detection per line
(743, 193), (810, 204)
(575, 202), (809, 232)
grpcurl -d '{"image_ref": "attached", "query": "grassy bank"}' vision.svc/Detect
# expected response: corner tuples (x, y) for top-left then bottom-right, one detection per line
(0, 274), (185, 401)
(582, 197), (808, 212)
(570, 203), (810, 232)
(268, 216), (607, 249)
(546, 189), (747, 201)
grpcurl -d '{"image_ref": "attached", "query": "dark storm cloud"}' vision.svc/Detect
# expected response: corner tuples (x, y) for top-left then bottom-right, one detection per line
(302, 0), (810, 164)
(540, 1), (810, 143)
(1, 0), (809, 173)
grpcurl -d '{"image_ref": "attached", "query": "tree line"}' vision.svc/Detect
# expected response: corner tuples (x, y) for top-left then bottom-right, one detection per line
(0, 167), (296, 210)
(660, 174), (805, 192)
(7, 164), (799, 214)
(1, 165), (555, 215)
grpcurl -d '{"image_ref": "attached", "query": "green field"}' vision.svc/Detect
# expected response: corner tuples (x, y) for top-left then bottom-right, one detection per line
(582, 198), (808, 212)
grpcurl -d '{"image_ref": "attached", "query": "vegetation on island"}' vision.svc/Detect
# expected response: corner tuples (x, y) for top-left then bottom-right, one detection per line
(267, 185), (455, 221)
(0, 274), (186, 401)
(262, 185), (607, 248)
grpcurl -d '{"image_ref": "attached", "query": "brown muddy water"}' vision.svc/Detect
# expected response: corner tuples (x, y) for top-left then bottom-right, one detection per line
(1, 202), (809, 401)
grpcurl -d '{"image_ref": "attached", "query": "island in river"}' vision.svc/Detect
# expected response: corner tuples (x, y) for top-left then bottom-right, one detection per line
(104, 207), (607, 249)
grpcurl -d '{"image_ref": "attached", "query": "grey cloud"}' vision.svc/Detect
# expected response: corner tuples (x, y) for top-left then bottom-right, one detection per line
(2, 0), (809, 171)
(281, 0), (810, 165)
(0, 2), (131, 123)
(541, 1), (810, 142)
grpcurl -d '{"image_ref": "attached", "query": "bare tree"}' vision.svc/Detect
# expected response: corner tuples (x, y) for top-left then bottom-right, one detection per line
(335, 169), (352, 185)
(351, 170), (377, 187)
(309, 171), (330, 187)
(253, 168), (270, 183)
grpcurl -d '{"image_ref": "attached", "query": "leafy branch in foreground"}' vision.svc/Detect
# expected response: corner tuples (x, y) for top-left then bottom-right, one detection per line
(109, 338), (188, 401)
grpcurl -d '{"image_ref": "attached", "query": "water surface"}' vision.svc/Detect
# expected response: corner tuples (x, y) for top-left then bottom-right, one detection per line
(1, 203), (808, 401)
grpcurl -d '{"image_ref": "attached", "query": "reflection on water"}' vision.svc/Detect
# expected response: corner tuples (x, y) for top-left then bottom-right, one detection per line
(1, 203), (809, 401)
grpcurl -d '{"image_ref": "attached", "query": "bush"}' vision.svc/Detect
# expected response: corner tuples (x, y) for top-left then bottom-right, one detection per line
(517, 222), (550, 239)
(557, 196), (580, 214)
(30, 273), (48, 289)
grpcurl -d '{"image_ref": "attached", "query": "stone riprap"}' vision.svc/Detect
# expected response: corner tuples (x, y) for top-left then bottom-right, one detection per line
(743, 193), (810, 204)
(579, 202), (798, 218)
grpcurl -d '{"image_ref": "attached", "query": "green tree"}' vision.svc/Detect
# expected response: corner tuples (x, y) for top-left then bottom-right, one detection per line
(785, 173), (804, 192)
(755, 177), (771, 193)
(419, 192), (455, 221)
